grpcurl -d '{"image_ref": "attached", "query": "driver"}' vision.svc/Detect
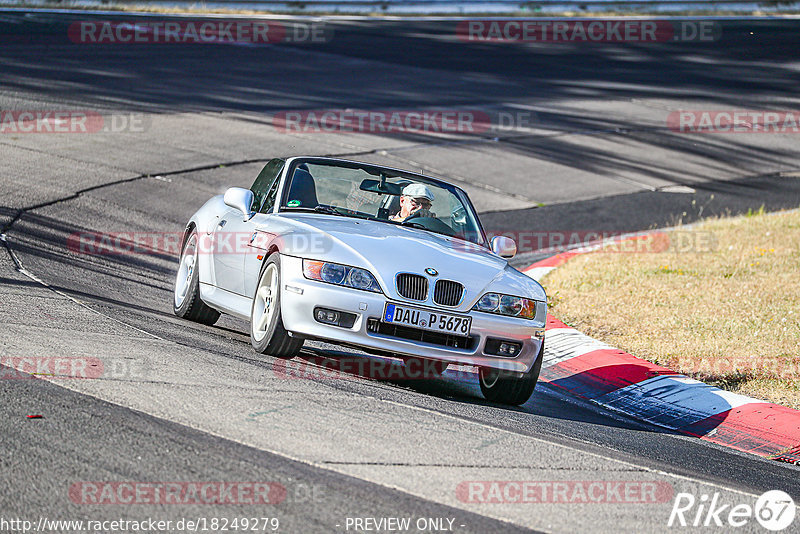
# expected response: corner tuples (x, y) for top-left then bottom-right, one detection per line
(390, 183), (435, 222)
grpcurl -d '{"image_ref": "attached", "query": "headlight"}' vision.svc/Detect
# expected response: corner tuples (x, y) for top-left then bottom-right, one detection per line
(473, 292), (545, 321)
(303, 259), (382, 293)
(476, 293), (500, 311)
(321, 263), (345, 284)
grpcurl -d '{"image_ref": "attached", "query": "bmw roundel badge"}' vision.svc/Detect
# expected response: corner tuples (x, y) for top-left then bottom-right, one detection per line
(425, 268), (438, 276)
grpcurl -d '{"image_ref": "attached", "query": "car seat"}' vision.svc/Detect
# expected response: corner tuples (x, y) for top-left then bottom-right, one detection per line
(287, 167), (318, 208)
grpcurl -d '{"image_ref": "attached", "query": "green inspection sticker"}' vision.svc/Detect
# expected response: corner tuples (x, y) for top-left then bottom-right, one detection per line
(287, 200), (302, 207)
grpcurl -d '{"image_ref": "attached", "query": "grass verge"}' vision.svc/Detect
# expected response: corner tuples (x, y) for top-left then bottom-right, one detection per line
(542, 207), (800, 409)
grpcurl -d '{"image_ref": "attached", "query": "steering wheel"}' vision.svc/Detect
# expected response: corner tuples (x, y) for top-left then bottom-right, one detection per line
(404, 211), (423, 222)
(403, 215), (456, 237)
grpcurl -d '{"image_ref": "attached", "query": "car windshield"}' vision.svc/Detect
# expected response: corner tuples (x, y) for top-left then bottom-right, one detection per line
(279, 160), (486, 246)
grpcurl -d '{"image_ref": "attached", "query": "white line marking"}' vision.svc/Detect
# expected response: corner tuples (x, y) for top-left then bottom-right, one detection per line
(523, 266), (554, 281)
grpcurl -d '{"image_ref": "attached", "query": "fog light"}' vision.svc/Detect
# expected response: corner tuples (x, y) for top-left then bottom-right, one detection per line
(498, 342), (520, 356)
(315, 308), (340, 325)
(313, 307), (357, 329)
(484, 338), (523, 357)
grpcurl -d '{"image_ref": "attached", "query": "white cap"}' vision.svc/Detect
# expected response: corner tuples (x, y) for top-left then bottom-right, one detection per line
(402, 183), (435, 202)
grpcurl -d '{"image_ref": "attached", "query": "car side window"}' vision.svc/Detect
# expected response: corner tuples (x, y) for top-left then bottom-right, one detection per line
(250, 158), (285, 213)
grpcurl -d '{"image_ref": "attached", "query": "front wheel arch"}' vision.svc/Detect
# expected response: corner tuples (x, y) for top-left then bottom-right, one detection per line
(250, 253), (303, 358)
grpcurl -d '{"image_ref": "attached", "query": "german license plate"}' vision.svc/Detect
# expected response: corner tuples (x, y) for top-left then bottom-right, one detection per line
(383, 303), (471, 336)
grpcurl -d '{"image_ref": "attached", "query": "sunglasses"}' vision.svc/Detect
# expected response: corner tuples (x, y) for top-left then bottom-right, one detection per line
(407, 197), (431, 207)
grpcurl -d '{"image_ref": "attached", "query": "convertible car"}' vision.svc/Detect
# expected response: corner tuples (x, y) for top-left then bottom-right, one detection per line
(173, 157), (547, 405)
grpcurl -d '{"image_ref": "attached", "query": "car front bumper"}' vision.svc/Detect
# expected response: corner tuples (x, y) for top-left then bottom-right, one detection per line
(279, 255), (544, 373)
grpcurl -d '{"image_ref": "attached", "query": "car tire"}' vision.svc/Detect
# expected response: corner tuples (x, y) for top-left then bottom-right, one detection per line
(478, 342), (543, 406)
(173, 229), (220, 326)
(250, 253), (304, 358)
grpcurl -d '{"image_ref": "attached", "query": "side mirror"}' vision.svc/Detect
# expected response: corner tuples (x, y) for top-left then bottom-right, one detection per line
(223, 187), (255, 220)
(491, 236), (517, 258)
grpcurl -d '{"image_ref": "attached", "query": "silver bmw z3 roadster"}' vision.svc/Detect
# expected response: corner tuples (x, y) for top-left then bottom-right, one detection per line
(174, 157), (546, 405)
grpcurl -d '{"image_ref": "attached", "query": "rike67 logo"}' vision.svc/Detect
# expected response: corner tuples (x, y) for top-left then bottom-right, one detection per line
(669, 490), (796, 531)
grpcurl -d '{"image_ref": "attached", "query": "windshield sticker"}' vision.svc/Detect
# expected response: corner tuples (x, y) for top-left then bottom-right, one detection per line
(287, 199), (302, 207)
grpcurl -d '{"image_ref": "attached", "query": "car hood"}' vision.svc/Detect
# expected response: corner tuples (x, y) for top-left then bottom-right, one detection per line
(267, 213), (545, 308)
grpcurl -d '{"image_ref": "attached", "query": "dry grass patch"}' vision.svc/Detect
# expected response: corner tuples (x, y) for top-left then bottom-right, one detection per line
(543, 208), (800, 409)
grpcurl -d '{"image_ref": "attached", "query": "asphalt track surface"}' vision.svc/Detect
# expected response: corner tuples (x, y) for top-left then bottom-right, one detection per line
(1, 11), (799, 533)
